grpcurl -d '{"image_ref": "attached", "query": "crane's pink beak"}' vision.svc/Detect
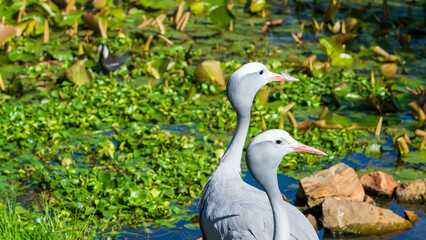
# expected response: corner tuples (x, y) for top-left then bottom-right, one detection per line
(291, 142), (328, 156)
(268, 71), (299, 82)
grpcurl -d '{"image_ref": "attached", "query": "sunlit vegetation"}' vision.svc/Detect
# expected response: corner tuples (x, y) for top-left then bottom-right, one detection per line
(0, 0), (424, 238)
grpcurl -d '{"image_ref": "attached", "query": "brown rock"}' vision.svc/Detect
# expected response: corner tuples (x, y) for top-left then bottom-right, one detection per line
(322, 198), (413, 235)
(404, 210), (420, 223)
(306, 214), (319, 232)
(360, 171), (399, 198)
(396, 179), (426, 203)
(296, 163), (365, 207)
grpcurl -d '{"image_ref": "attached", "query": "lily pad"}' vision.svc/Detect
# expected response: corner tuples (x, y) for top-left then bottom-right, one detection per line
(331, 53), (355, 67)
(190, 2), (205, 14)
(47, 49), (73, 62)
(379, 63), (397, 79)
(402, 151), (426, 164)
(324, 113), (352, 127)
(319, 37), (344, 56)
(248, 0), (266, 13)
(194, 60), (225, 86)
(0, 25), (16, 44)
(356, 116), (380, 128)
(209, 5), (235, 28)
(65, 60), (92, 87)
(8, 49), (36, 62)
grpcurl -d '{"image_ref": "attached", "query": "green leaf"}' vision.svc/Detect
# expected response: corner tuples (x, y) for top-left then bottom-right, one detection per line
(139, 0), (170, 9)
(65, 60), (92, 87)
(356, 116), (380, 128)
(319, 37), (344, 56)
(190, 2), (205, 14)
(324, 113), (352, 127)
(8, 49), (36, 62)
(402, 151), (426, 164)
(331, 53), (354, 67)
(249, 0), (266, 13)
(47, 49), (73, 62)
(150, 188), (161, 197)
(129, 186), (144, 200)
(209, 6), (235, 28)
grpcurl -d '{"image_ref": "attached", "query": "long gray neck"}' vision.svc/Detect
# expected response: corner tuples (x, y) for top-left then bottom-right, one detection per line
(214, 115), (250, 177)
(261, 172), (291, 240)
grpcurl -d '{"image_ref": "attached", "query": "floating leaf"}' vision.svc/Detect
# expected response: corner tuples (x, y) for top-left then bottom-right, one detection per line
(65, 60), (92, 87)
(319, 37), (344, 56)
(331, 53), (354, 67)
(147, 58), (169, 80)
(402, 151), (426, 164)
(324, 113), (352, 127)
(94, 0), (108, 8)
(365, 143), (382, 158)
(396, 34), (411, 48)
(190, 1), (205, 14)
(324, 2), (339, 23)
(379, 63), (397, 79)
(82, 13), (100, 30)
(332, 33), (357, 43)
(194, 60), (225, 86)
(209, 5), (235, 28)
(313, 119), (343, 129)
(110, 8), (126, 20)
(0, 25), (16, 44)
(139, 0), (169, 10)
(248, 0), (266, 13)
(8, 49), (36, 62)
(47, 49), (73, 62)
(356, 116), (380, 128)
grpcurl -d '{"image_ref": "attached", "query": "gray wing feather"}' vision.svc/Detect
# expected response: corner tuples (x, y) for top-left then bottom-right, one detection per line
(201, 199), (272, 240)
(200, 183), (318, 240)
(283, 201), (319, 239)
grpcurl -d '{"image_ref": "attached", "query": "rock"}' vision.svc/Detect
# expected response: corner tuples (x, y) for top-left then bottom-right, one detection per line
(404, 210), (420, 223)
(396, 179), (426, 203)
(322, 198), (413, 235)
(296, 163), (365, 207)
(307, 214), (319, 232)
(360, 171), (399, 198)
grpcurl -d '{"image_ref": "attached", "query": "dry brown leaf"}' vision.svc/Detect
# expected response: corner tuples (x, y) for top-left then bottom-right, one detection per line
(298, 119), (312, 130)
(0, 25), (16, 43)
(82, 13), (100, 30)
(313, 120), (343, 129)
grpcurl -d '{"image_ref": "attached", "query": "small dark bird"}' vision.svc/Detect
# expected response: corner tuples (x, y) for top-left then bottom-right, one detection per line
(98, 44), (133, 73)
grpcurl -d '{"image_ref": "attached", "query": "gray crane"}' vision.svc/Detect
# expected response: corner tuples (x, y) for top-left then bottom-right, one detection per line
(246, 129), (327, 240)
(199, 62), (320, 239)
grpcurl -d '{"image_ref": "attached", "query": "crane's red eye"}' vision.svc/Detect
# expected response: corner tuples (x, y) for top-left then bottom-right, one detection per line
(259, 70), (264, 75)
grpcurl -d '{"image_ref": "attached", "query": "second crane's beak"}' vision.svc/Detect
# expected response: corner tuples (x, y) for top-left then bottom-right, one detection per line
(291, 142), (328, 156)
(268, 71), (299, 82)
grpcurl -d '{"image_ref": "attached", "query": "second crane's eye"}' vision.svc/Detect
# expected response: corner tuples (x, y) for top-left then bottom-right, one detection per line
(275, 140), (283, 144)
(259, 70), (264, 75)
